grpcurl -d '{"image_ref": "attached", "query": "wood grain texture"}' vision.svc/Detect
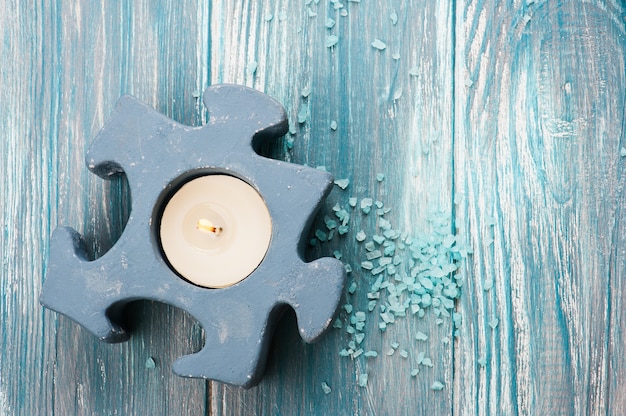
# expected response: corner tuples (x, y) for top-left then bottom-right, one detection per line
(1, 0), (625, 415)
(1, 1), (210, 414)
(208, 1), (456, 415)
(454, 0), (626, 414)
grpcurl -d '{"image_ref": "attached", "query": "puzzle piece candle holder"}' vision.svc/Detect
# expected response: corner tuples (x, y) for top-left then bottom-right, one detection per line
(41, 85), (346, 387)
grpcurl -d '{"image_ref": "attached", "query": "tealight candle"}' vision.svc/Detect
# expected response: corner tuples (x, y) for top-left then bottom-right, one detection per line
(159, 175), (272, 288)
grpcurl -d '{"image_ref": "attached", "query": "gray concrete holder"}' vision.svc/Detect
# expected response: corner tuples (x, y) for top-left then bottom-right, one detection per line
(41, 84), (346, 388)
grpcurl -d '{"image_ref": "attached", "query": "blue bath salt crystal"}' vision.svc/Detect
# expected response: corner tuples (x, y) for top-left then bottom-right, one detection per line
(321, 382), (332, 394)
(380, 312), (395, 323)
(371, 39), (386, 50)
(431, 381), (444, 391)
(366, 250), (382, 260)
(145, 357), (156, 369)
(360, 198), (373, 214)
(415, 331), (428, 341)
(440, 297), (455, 310)
(379, 218), (391, 230)
(334, 178), (350, 189)
(361, 261), (374, 270)
(297, 106), (308, 124)
(390, 11), (398, 24)
(371, 266), (386, 275)
(315, 229), (327, 242)
(326, 35), (339, 47)
(379, 257), (392, 266)
(373, 235), (386, 245)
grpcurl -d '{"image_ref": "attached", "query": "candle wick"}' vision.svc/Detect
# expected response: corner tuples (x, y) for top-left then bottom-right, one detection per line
(196, 218), (223, 236)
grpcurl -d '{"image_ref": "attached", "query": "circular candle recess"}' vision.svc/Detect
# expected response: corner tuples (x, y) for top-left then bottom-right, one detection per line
(159, 175), (272, 288)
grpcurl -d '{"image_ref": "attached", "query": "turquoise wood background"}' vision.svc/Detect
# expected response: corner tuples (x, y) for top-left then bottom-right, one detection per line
(1, 0), (625, 414)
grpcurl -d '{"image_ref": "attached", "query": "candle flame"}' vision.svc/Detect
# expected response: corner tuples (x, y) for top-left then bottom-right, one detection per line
(196, 218), (223, 236)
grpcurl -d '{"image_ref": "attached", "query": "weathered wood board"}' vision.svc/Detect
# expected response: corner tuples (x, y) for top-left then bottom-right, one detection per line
(454, 1), (626, 414)
(0, 0), (624, 415)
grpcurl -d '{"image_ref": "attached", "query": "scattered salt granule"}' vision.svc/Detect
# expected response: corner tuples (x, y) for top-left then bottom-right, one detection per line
(321, 382), (332, 394)
(334, 178), (350, 189)
(431, 381), (444, 391)
(371, 39), (387, 50)
(390, 12), (398, 25)
(145, 357), (156, 369)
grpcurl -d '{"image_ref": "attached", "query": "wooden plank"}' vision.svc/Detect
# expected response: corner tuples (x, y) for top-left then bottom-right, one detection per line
(3, 0), (625, 414)
(453, 0), (626, 414)
(208, 1), (457, 414)
(0, 1), (210, 414)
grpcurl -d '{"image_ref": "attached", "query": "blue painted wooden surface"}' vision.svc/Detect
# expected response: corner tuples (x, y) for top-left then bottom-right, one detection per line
(1, 0), (625, 414)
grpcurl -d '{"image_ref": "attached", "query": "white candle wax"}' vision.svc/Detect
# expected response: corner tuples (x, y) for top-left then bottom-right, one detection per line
(159, 175), (272, 288)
